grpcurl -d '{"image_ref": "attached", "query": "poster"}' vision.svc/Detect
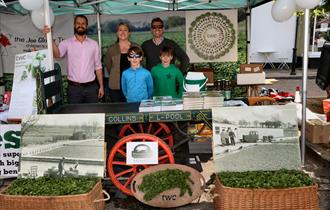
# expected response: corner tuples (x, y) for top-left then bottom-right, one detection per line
(212, 105), (301, 172)
(7, 50), (49, 119)
(20, 114), (105, 178)
(0, 124), (21, 178)
(0, 13), (71, 74)
(126, 142), (158, 165)
(186, 10), (237, 63)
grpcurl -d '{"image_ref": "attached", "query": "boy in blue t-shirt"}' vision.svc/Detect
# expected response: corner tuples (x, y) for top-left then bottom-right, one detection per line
(121, 46), (153, 102)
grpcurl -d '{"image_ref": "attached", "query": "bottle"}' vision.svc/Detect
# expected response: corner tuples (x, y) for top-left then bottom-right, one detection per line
(294, 86), (301, 103)
(224, 80), (231, 100)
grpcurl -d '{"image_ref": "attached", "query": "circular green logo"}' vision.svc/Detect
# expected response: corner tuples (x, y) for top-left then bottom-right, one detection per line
(188, 12), (236, 60)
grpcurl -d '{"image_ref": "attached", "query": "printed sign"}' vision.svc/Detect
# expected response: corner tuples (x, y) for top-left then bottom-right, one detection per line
(7, 50), (49, 119)
(0, 124), (21, 178)
(212, 105), (301, 172)
(20, 114), (105, 178)
(106, 113), (144, 124)
(126, 142), (158, 165)
(186, 10), (237, 63)
(149, 111), (191, 122)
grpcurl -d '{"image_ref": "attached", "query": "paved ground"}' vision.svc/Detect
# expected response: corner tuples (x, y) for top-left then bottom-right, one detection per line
(264, 68), (327, 98)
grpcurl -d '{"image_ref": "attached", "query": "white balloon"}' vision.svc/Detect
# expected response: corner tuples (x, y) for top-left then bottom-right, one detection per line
(296, 0), (320, 9)
(31, 7), (55, 30)
(19, 0), (43, 11)
(271, 0), (296, 22)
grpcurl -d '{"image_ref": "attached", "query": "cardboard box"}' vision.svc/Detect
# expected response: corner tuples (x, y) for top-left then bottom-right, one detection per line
(306, 120), (330, 144)
(240, 64), (263, 74)
(237, 72), (266, 85)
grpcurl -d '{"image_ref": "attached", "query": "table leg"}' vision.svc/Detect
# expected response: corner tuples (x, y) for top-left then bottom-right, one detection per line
(247, 85), (259, 97)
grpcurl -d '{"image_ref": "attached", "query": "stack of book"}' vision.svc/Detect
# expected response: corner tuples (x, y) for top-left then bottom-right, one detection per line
(203, 91), (224, 109)
(139, 97), (184, 112)
(139, 99), (156, 112)
(183, 92), (204, 110)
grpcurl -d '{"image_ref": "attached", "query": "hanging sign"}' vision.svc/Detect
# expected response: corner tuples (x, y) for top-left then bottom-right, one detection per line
(186, 10), (237, 63)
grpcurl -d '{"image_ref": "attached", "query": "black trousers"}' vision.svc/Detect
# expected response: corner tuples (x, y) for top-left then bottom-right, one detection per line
(68, 83), (98, 104)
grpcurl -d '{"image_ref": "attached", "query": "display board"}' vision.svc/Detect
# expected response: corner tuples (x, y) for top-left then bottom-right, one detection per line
(0, 124), (21, 178)
(7, 50), (48, 120)
(249, 1), (296, 64)
(212, 105), (301, 172)
(20, 114), (105, 178)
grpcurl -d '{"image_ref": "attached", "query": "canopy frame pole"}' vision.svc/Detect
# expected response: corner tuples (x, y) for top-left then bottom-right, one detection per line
(301, 9), (310, 166)
(246, 0), (251, 64)
(44, 0), (54, 71)
(96, 7), (102, 56)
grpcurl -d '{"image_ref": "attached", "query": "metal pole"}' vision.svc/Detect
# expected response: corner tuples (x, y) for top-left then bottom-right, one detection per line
(301, 9), (310, 166)
(44, 0), (54, 71)
(96, 11), (102, 55)
(246, 0), (251, 64)
(291, 16), (299, 75)
(312, 14), (317, 52)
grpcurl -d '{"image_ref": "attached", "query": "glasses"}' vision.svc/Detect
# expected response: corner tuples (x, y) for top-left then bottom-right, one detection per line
(128, 54), (142, 59)
(151, 25), (164, 29)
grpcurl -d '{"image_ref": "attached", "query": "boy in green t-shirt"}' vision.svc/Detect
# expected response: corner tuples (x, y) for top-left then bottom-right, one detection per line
(151, 46), (184, 99)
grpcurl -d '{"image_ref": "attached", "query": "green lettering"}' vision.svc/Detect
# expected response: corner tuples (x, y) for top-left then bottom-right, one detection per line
(4, 131), (21, 149)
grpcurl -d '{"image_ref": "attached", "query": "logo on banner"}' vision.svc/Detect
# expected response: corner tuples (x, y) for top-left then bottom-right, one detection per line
(188, 12), (236, 60)
(0, 33), (11, 56)
(126, 142), (158, 165)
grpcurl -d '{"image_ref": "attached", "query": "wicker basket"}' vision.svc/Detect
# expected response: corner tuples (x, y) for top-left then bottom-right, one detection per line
(213, 176), (319, 210)
(0, 181), (105, 210)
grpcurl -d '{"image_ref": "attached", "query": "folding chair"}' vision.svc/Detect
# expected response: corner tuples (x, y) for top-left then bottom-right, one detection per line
(38, 63), (64, 114)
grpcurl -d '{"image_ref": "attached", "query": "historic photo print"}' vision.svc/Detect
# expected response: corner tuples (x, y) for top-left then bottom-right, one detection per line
(20, 114), (105, 178)
(212, 105), (301, 172)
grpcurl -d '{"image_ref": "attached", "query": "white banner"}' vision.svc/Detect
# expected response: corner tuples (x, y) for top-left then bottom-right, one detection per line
(0, 124), (21, 178)
(186, 10), (237, 63)
(1, 11), (187, 77)
(0, 13), (72, 74)
(7, 50), (49, 119)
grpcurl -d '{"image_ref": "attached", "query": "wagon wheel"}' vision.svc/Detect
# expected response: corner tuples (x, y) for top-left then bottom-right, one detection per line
(119, 123), (174, 147)
(108, 133), (175, 196)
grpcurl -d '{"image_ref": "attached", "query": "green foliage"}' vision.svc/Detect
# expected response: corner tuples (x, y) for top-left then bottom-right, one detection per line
(4, 73), (13, 91)
(21, 52), (47, 81)
(166, 16), (185, 28)
(4, 176), (99, 196)
(138, 169), (194, 201)
(218, 169), (314, 189)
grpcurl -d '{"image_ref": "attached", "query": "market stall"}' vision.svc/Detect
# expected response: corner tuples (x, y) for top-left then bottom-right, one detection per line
(0, 0), (325, 209)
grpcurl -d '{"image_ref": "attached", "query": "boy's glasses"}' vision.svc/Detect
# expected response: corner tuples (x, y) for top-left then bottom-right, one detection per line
(128, 54), (142, 59)
(151, 25), (164, 29)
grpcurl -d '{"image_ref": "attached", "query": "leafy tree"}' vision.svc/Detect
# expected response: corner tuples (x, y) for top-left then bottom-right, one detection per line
(166, 16), (185, 28)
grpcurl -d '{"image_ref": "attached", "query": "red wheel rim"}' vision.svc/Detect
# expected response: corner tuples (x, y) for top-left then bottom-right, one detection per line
(107, 133), (174, 196)
(119, 123), (174, 147)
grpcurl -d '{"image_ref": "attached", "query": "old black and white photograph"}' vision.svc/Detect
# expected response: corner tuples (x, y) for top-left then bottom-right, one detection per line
(20, 114), (105, 178)
(212, 105), (301, 172)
